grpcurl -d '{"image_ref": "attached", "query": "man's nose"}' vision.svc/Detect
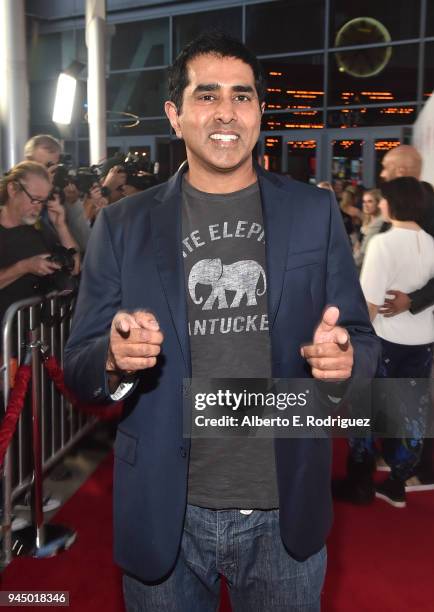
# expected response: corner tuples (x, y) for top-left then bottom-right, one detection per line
(214, 97), (236, 122)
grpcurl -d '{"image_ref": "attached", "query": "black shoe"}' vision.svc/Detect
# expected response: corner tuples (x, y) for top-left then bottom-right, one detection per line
(332, 478), (375, 504)
(332, 454), (375, 505)
(375, 477), (406, 508)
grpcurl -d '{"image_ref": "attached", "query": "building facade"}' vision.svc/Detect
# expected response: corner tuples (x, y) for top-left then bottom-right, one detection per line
(27, 0), (434, 185)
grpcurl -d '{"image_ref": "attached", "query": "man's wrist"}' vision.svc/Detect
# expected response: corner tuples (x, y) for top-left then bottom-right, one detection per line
(107, 371), (122, 394)
(17, 258), (29, 275)
(53, 219), (67, 230)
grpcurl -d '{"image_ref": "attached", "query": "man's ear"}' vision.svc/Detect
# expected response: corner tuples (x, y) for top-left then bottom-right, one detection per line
(6, 181), (18, 200)
(165, 101), (183, 138)
(260, 101), (265, 115)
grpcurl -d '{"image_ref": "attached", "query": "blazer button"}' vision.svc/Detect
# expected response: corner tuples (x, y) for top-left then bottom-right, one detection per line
(180, 447), (187, 458)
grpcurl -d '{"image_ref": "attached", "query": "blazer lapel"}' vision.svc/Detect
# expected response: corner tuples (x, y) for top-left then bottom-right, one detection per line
(150, 166), (191, 376)
(257, 167), (293, 330)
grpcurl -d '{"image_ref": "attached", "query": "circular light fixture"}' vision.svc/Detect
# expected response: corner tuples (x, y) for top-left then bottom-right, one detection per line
(335, 17), (392, 78)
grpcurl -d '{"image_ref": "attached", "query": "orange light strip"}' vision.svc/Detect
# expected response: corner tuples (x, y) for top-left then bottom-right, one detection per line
(286, 90), (324, 95)
(375, 141), (401, 150)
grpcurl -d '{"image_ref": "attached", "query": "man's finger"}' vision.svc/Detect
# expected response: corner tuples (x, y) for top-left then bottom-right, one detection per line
(114, 356), (158, 371)
(305, 356), (350, 371)
(378, 306), (393, 313)
(317, 306), (340, 333)
(132, 310), (160, 331)
(126, 328), (164, 345)
(114, 342), (161, 359)
(311, 368), (352, 381)
(301, 341), (349, 360)
(385, 290), (399, 299)
(113, 313), (141, 334)
(334, 328), (349, 346)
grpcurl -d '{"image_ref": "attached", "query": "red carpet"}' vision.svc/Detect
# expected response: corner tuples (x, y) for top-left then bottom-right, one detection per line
(2, 442), (434, 611)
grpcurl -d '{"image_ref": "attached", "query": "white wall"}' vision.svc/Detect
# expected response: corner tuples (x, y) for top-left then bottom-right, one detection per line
(413, 92), (434, 186)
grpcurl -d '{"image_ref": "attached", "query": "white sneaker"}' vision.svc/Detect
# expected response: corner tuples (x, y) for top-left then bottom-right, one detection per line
(11, 516), (29, 531)
(14, 494), (61, 513)
(376, 457), (391, 472)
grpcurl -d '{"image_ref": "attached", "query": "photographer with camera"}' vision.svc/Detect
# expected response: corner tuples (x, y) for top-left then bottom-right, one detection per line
(24, 134), (61, 182)
(100, 163), (127, 203)
(82, 156), (158, 224)
(0, 161), (80, 327)
(24, 134), (90, 255)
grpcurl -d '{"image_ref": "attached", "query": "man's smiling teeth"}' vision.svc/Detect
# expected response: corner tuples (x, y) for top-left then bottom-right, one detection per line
(210, 134), (239, 141)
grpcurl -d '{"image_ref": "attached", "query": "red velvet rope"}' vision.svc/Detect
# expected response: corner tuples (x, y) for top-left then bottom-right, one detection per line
(0, 356), (123, 467)
(43, 355), (124, 421)
(0, 365), (32, 468)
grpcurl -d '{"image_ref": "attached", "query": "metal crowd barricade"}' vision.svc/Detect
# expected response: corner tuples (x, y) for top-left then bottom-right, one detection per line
(1, 290), (96, 565)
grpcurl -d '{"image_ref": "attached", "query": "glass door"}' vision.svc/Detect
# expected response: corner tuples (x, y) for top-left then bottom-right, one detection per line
(260, 131), (322, 183)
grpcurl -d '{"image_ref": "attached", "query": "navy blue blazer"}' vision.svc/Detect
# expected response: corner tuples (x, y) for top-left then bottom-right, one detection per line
(64, 164), (380, 582)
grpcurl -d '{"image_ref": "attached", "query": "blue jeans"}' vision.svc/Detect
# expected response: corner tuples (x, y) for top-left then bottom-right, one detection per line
(123, 504), (327, 611)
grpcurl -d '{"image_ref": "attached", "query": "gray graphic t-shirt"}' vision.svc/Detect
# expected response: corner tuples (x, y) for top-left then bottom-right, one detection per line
(182, 177), (279, 509)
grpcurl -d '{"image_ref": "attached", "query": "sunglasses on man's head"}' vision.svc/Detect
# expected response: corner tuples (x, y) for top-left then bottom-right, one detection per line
(17, 181), (50, 206)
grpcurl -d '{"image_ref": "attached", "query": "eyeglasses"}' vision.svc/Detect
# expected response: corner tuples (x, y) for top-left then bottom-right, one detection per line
(17, 181), (50, 206)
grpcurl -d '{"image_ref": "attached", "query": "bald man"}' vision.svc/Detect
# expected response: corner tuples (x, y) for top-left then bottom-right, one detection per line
(379, 144), (422, 182)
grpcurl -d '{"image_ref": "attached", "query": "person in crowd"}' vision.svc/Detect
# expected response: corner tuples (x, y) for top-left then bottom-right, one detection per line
(340, 185), (363, 242)
(359, 177), (434, 507)
(379, 144), (422, 183)
(24, 134), (91, 254)
(332, 178), (345, 202)
(0, 161), (80, 326)
(62, 180), (91, 255)
(378, 146), (434, 491)
(0, 160), (80, 512)
(24, 134), (61, 181)
(353, 189), (383, 268)
(334, 145), (434, 504)
(100, 164), (128, 203)
(64, 32), (379, 610)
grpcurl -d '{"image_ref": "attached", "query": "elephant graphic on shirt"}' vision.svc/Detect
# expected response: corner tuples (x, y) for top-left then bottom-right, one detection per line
(188, 258), (266, 311)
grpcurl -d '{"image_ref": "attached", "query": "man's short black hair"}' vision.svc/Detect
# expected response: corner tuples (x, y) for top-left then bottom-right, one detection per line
(168, 30), (265, 113)
(381, 177), (428, 223)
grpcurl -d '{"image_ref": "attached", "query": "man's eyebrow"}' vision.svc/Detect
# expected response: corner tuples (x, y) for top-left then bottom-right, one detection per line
(192, 83), (256, 94)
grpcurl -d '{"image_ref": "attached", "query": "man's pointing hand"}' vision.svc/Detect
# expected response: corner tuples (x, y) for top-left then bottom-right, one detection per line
(106, 310), (163, 375)
(300, 306), (353, 380)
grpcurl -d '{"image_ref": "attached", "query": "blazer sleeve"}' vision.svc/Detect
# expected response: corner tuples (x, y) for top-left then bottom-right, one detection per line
(64, 208), (134, 403)
(409, 277), (434, 315)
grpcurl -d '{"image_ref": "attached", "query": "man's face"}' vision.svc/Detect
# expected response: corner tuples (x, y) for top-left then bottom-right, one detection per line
(31, 147), (61, 183)
(165, 54), (264, 181)
(10, 175), (51, 226)
(380, 152), (399, 182)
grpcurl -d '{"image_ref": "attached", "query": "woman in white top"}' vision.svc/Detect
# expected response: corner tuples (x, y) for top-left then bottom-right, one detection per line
(360, 177), (434, 507)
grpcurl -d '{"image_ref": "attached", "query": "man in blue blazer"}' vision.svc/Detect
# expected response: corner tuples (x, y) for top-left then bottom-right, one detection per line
(64, 32), (379, 611)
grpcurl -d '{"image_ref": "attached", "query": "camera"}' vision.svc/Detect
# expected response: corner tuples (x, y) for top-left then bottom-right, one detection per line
(36, 246), (78, 294)
(51, 154), (73, 192)
(104, 152), (159, 192)
(47, 245), (77, 273)
(51, 155), (110, 198)
(73, 167), (110, 198)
